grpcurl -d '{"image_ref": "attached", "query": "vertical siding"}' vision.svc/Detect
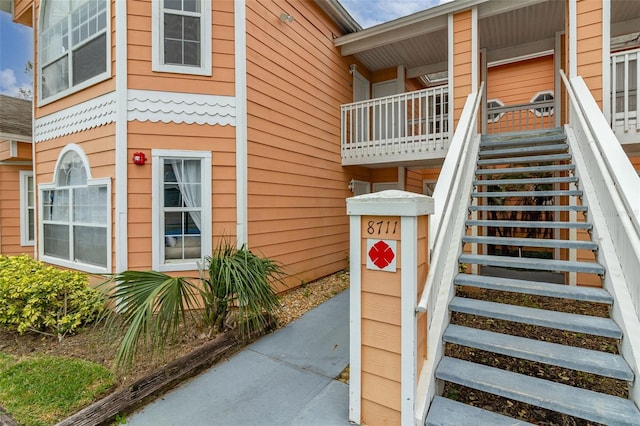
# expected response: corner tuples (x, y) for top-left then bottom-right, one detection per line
(245, 0), (355, 286)
(576, 0), (603, 107)
(0, 163), (33, 256)
(127, 0), (234, 95)
(126, 121), (236, 270)
(453, 10), (473, 126)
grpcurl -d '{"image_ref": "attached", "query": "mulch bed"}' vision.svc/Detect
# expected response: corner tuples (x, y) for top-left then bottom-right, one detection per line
(444, 286), (627, 425)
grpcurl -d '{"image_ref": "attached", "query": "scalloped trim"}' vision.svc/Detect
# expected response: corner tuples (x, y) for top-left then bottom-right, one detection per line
(34, 90), (237, 142)
(127, 90), (236, 126)
(35, 92), (117, 143)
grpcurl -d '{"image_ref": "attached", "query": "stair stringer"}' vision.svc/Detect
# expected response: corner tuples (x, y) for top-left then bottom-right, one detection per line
(415, 134), (482, 426)
(566, 125), (640, 407)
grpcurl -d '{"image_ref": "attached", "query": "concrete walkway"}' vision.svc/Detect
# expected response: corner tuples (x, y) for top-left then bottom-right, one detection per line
(127, 289), (351, 426)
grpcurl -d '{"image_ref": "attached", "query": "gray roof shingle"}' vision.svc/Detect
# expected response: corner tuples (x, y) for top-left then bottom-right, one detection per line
(0, 94), (32, 139)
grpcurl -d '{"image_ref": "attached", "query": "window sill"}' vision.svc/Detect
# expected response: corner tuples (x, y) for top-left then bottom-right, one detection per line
(40, 255), (109, 275)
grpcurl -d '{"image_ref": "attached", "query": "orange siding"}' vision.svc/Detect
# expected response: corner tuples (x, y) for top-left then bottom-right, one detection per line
(126, 121), (236, 271)
(0, 163), (33, 256)
(453, 10), (473, 126)
(406, 170), (423, 193)
(245, 0), (355, 286)
(486, 56), (555, 132)
(127, 0), (235, 96)
(576, 0), (603, 107)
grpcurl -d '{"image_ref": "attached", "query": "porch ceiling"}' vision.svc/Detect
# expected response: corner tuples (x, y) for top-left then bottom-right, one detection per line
(337, 0), (640, 77)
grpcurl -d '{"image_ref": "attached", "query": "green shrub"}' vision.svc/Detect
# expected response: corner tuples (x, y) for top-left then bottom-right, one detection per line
(0, 255), (104, 340)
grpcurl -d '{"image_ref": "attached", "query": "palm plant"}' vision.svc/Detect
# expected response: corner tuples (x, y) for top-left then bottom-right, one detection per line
(102, 239), (285, 368)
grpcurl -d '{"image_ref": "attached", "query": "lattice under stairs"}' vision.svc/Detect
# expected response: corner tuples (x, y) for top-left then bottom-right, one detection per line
(425, 128), (640, 425)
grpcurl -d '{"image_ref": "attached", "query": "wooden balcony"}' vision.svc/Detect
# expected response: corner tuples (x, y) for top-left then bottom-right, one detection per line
(341, 86), (450, 167)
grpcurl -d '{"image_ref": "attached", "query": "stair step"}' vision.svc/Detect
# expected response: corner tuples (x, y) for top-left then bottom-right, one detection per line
(466, 220), (592, 230)
(444, 325), (633, 381)
(454, 273), (612, 303)
(479, 143), (569, 158)
(472, 190), (582, 198)
(480, 128), (565, 145)
(425, 396), (534, 426)
(449, 296), (621, 338)
(477, 153), (572, 166)
(461, 236), (597, 250)
(469, 205), (587, 212)
(459, 254), (604, 275)
(473, 176), (578, 186)
(436, 357), (640, 425)
(475, 164), (575, 175)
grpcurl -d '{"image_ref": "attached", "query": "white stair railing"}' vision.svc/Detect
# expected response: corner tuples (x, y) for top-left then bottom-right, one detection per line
(414, 82), (484, 425)
(560, 70), (640, 408)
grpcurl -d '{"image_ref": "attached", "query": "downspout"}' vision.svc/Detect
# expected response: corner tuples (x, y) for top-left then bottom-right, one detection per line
(235, 0), (248, 247)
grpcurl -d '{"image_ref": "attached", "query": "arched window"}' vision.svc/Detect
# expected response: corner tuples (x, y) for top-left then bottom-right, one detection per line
(40, 146), (110, 272)
(39, 0), (109, 102)
(530, 91), (555, 117)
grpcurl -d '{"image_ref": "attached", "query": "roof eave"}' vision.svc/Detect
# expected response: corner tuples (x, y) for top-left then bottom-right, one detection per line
(314, 0), (362, 35)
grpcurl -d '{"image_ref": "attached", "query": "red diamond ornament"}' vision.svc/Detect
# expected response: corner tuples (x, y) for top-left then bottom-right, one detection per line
(368, 240), (395, 269)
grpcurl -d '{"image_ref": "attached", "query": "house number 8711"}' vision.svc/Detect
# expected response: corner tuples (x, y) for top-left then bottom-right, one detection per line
(367, 220), (398, 236)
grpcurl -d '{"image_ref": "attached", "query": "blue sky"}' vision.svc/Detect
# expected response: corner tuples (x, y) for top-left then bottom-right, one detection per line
(0, 0), (447, 98)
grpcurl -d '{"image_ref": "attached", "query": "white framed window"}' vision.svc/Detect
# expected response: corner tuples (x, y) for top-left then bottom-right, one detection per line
(152, 150), (211, 272)
(20, 171), (35, 247)
(152, 0), (212, 76)
(39, 145), (111, 273)
(39, 0), (110, 104)
(530, 91), (555, 117)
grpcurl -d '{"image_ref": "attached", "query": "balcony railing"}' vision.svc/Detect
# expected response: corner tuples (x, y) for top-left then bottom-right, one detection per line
(341, 86), (449, 166)
(611, 48), (639, 139)
(485, 100), (556, 134)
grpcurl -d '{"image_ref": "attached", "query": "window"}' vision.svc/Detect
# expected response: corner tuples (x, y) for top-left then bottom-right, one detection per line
(530, 91), (555, 117)
(39, 0), (110, 103)
(40, 146), (110, 273)
(20, 171), (35, 246)
(486, 99), (504, 122)
(152, 150), (211, 271)
(152, 0), (212, 76)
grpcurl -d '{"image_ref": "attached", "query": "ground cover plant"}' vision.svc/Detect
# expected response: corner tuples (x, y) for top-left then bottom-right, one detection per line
(0, 272), (349, 425)
(0, 353), (113, 426)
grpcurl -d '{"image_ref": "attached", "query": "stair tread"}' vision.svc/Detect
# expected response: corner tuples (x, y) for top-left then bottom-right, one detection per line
(436, 357), (640, 425)
(474, 176), (578, 186)
(477, 153), (572, 166)
(449, 296), (621, 338)
(459, 254), (604, 274)
(454, 273), (612, 303)
(479, 143), (569, 157)
(475, 164), (575, 175)
(472, 190), (582, 197)
(466, 220), (592, 229)
(444, 325), (633, 381)
(426, 396), (534, 426)
(461, 236), (597, 250)
(481, 128), (565, 144)
(469, 205), (587, 212)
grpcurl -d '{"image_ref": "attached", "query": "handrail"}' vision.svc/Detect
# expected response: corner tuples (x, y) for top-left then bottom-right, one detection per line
(414, 83), (484, 424)
(560, 69), (640, 406)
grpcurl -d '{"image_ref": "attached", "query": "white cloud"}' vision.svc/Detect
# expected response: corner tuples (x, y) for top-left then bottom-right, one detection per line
(0, 68), (30, 98)
(341, 0), (452, 28)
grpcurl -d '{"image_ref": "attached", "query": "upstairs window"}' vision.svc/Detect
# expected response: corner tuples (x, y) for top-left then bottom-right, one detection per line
(530, 91), (555, 117)
(39, 0), (110, 103)
(152, 0), (212, 76)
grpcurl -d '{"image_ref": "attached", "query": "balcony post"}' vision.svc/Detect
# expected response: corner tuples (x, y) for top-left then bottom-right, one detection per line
(347, 190), (433, 426)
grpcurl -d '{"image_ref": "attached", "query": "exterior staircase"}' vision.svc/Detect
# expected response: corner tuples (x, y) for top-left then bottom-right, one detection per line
(425, 128), (640, 425)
